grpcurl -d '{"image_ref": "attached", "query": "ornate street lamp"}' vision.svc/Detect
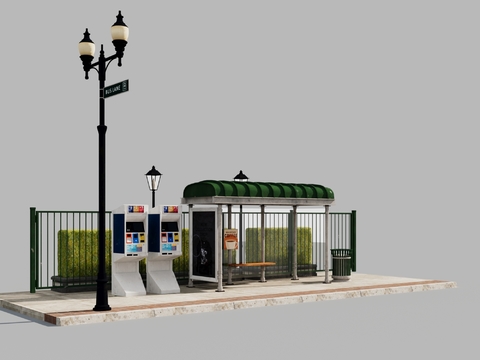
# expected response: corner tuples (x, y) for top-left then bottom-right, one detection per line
(78, 11), (129, 312)
(145, 166), (162, 208)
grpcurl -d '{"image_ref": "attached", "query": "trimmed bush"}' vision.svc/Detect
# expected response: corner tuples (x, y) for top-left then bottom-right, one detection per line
(57, 227), (311, 279)
(57, 230), (112, 278)
(245, 227), (312, 265)
(172, 228), (190, 274)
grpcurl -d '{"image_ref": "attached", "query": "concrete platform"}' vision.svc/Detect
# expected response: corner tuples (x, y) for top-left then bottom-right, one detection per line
(0, 272), (456, 326)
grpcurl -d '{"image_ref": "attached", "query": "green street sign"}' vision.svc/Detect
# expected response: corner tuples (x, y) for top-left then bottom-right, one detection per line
(104, 79), (129, 98)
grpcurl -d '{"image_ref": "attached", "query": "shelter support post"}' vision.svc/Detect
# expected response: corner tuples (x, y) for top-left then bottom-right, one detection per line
(239, 205), (243, 264)
(216, 204), (224, 292)
(291, 205), (299, 280)
(187, 204), (194, 288)
(260, 205), (266, 282)
(324, 205), (331, 284)
(227, 205), (234, 285)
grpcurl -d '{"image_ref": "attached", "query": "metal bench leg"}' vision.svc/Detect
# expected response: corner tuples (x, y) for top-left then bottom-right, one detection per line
(259, 266), (267, 283)
(227, 266), (234, 285)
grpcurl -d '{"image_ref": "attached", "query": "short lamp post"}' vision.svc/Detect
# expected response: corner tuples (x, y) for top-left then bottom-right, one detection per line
(145, 166), (162, 208)
(233, 170), (248, 264)
(78, 11), (129, 312)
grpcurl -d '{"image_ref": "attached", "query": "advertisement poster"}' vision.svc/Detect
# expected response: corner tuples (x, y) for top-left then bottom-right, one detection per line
(223, 229), (238, 250)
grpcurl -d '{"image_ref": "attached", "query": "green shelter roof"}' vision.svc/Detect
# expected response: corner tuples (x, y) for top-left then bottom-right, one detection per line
(181, 180), (335, 207)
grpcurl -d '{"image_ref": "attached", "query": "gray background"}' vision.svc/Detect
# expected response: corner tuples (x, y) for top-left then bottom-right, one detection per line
(0, 1), (476, 358)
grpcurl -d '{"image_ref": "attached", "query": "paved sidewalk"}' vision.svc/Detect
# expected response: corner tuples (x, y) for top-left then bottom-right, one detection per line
(0, 272), (456, 326)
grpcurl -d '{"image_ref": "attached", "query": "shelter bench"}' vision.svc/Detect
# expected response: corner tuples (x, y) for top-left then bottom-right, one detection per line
(227, 262), (276, 283)
(228, 262), (276, 268)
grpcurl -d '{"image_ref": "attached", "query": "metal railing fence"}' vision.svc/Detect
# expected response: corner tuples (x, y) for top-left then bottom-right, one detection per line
(30, 208), (113, 293)
(30, 207), (356, 293)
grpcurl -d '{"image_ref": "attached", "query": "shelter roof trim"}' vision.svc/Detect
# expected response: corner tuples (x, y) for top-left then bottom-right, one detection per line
(181, 180), (335, 206)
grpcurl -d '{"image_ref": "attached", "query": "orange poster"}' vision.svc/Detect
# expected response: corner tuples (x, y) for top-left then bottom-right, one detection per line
(223, 229), (238, 250)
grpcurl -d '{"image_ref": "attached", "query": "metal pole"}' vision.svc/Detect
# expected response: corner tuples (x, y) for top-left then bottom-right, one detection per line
(152, 190), (155, 208)
(216, 205), (224, 292)
(239, 205), (243, 264)
(260, 205), (266, 282)
(227, 205), (233, 285)
(291, 205), (298, 280)
(351, 210), (356, 272)
(187, 204), (194, 288)
(29, 207), (37, 293)
(324, 205), (330, 284)
(94, 45), (111, 311)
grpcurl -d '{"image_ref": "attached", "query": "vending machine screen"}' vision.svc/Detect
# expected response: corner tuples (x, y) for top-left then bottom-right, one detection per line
(126, 222), (145, 232)
(161, 222), (179, 232)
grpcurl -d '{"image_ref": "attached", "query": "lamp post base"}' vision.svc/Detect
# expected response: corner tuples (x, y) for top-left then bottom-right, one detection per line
(93, 279), (111, 311)
(93, 304), (111, 311)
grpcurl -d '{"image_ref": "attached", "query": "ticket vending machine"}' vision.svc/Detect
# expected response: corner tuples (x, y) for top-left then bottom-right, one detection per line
(146, 205), (182, 294)
(112, 204), (148, 297)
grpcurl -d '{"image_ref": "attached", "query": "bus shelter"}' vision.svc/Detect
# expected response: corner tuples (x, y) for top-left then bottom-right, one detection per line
(181, 180), (335, 292)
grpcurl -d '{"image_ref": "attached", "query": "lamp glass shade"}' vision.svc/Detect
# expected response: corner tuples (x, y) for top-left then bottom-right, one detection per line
(111, 25), (129, 41)
(146, 175), (160, 191)
(78, 41), (95, 56)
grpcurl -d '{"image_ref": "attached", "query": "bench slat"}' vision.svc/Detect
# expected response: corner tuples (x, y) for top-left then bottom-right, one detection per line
(228, 262), (275, 267)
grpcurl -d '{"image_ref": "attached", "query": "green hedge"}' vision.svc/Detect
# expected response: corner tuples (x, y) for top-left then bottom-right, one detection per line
(245, 227), (312, 265)
(57, 227), (311, 279)
(57, 230), (112, 278)
(172, 229), (190, 273)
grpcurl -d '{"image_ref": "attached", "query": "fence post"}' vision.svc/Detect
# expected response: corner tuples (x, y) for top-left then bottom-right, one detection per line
(350, 210), (356, 272)
(29, 207), (37, 293)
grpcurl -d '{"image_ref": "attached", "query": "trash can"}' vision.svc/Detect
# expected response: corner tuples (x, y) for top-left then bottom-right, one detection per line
(331, 249), (352, 281)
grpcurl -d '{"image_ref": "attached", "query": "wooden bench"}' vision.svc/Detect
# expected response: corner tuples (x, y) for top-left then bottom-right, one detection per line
(228, 262), (276, 268)
(227, 262), (276, 283)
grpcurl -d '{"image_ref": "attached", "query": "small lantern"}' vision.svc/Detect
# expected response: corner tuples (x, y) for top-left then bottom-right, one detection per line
(145, 166), (162, 208)
(234, 170), (249, 182)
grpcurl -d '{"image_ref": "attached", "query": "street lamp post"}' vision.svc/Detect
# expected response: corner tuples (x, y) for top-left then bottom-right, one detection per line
(145, 166), (162, 208)
(78, 10), (129, 312)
